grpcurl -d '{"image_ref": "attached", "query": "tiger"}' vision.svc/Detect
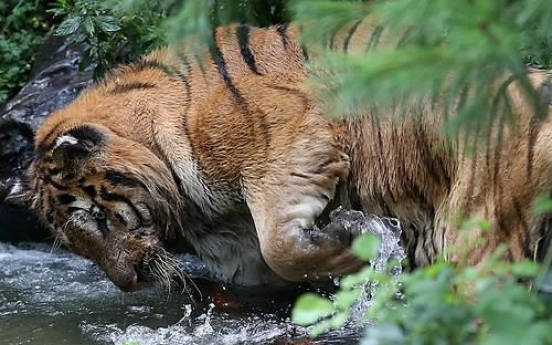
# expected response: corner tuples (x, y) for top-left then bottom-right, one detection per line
(6, 20), (552, 292)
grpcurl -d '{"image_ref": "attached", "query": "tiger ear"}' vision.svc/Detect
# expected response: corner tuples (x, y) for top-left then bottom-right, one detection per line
(51, 126), (104, 172)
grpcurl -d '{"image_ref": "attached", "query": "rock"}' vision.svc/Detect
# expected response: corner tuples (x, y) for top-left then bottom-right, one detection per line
(0, 35), (94, 242)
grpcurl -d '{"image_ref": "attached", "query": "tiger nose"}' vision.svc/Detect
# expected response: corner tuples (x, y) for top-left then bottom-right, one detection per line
(110, 267), (140, 292)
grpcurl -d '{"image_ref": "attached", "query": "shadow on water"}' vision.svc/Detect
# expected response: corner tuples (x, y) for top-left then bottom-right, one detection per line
(0, 243), (361, 345)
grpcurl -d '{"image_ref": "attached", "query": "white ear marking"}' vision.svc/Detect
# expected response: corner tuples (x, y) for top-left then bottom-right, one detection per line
(9, 180), (24, 196)
(5, 177), (28, 203)
(54, 135), (78, 149)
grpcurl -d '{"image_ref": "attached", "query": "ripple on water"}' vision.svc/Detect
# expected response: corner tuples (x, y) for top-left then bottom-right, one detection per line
(81, 309), (294, 345)
(0, 243), (318, 345)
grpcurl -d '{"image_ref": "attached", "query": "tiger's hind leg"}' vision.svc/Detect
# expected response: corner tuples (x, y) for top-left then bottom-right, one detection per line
(242, 117), (364, 282)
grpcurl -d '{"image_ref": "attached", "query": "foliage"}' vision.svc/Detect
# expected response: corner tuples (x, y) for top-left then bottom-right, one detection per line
(109, 0), (289, 47)
(293, 233), (552, 345)
(292, 0), (552, 139)
(0, 0), (52, 106)
(48, 0), (289, 78)
(1, 0), (288, 105)
(49, 0), (169, 78)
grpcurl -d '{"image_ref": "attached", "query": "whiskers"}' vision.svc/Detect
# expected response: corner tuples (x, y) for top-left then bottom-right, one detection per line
(50, 234), (64, 254)
(148, 248), (201, 297)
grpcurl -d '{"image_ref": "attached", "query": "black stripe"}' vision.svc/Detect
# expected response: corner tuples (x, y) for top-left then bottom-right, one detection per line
(43, 176), (68, 190)
(527, 115), (540, 178)
(46, 193), (55, 224)
(82, 185), (97, 198)
(258, 110), (271, 161)
(301, 44), (309, 61)
(104, 170), (142, 188)
(464, 117), (481, 213)
(100, 187), (144, 223)
(66, 125), (105, 146)
(372, 111), (386, 181)
(290, 172), (310, 179)
(63, 173), (76, 180)
(35, 179), (43, 204)
(114, 212), (127, 226)
(36, 121), (66, 156)
(265, 84), (310, 110)
(512, 198), (533, 259)
(57, 193), (76, 205)
(209, 36), (247, 106)
(180, 113), (197, 176)
(97, 218), (110, 237)
(522, 224), (534, 259)
(109, 82), (156, 94)
(328, 28), (338, 51)
(396, 28), (413, 48)
(343, 19), (363, 53)
(506, 248), (514, 262)
(537, 217), (552, 262)
(310, 157), (335, 176)
(265, 83), (302, 94)
(236, 24), (262, 75)
(67, 206), (82, 214)
(172, 52), (196, 166)
(131, 59), (175, 75)
(150, 131), (187, 199)
(173, 51), (193, 115)
(276, 23), (290, 49)
(48, 168), (62, 175)
(366, 25), (384, 52)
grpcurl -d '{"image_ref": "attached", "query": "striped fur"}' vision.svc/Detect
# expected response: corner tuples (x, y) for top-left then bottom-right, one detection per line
(20, 21), (552, 292)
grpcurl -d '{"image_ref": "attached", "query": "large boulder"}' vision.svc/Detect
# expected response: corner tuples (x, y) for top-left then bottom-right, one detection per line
(0, 35), (94, 242)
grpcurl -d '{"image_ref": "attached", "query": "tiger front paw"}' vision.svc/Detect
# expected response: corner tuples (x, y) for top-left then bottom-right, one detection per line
(307, 207), (366, 248)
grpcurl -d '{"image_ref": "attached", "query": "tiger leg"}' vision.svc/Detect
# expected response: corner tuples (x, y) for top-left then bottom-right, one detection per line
(242, 121), (364, 282)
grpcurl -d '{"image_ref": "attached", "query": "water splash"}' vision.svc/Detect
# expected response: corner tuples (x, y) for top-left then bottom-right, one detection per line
(326, 208), (405, 326)
(104, 311), (291, 345)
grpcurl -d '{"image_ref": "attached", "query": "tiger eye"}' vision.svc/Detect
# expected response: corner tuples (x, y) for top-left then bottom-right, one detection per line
(94, 210), (106, 220)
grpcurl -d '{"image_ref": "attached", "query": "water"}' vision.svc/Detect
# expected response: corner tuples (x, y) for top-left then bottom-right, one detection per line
(0, 243), (356, 345)
(0, 212), (404, 345)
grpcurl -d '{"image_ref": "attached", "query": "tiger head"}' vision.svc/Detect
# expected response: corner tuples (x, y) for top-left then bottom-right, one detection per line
(11, 122), (184, 292)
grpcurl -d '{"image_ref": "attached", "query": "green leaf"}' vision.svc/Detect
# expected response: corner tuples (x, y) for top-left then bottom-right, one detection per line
(334, 289), (361, 310)
(533, 195), (552, 215)
(328, 311), (349, 329)
(95, 15), (121, 32)
(309, 318), (333, 338)
(352, 233), (381, 261)
(54, 17), (81, 36)
(83, 16), (95, 35)
(510, 260), (540, 278)
(340, 266), (374, 289)
(291, 293), (335, 326)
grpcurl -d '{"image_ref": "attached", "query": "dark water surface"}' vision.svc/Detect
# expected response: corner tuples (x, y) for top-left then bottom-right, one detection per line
(0, 243), (361, 345)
